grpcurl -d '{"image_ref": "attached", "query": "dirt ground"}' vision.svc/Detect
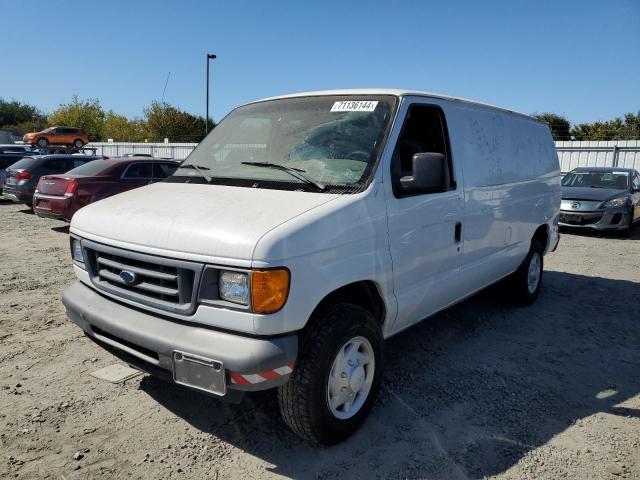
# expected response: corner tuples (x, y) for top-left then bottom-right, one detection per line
(1, 198), (639, 480)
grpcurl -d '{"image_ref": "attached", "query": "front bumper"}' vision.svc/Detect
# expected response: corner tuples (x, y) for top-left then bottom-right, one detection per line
(62, 281), (298, 395)
(558, 208), (632, 231)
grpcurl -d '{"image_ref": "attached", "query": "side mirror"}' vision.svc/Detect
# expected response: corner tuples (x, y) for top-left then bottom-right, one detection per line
(399, 152), (450, 194)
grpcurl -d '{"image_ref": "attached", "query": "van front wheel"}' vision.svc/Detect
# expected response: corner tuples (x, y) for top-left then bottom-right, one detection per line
(509, 239), (544, 305)
(277, 303), (383, 446)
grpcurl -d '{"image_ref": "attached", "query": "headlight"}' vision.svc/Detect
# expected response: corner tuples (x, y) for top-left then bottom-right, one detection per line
(601, 196), (629, 208)
(70, 238), (85, 266)
(217, 268), (290, 313)
(219, 271), (250, 305)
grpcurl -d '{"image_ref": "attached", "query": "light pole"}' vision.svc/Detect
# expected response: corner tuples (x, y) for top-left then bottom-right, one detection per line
(205, 53), (216, 135)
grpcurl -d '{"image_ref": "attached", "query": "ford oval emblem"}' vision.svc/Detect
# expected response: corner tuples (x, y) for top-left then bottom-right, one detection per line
(570, 201), (580, 209)
(119, 270), (138, 285)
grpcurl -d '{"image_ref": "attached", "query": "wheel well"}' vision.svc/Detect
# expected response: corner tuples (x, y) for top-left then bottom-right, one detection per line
(532, 224), (549, 251)
(309, 281), (385, 327)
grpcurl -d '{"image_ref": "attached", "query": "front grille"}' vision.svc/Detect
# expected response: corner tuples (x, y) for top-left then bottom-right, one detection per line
(82, 240), (203, 315)
(559, 212), (603, 225)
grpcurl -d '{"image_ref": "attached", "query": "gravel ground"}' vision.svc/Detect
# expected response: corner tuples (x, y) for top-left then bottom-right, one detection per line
(1, 198), (639, 479)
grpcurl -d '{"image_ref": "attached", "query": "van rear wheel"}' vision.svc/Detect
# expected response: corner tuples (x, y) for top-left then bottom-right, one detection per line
(508, 239), (544, 305)
(277, 303), (383, 446)
(73, 139), (84, 148)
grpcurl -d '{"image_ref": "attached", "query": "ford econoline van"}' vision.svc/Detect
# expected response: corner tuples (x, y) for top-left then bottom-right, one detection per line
(62, 90), (560, 445)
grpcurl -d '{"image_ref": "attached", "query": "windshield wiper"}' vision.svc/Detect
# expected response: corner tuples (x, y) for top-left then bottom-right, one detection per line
(177, 163), (212, 183)
(241, 162), (325, 191)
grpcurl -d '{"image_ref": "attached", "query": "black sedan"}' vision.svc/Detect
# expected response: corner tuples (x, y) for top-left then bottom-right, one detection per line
(559, 167), (640, 231)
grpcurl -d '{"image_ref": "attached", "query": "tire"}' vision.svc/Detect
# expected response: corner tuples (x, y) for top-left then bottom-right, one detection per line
(36, 137), (48, 148)
(73, 139), (84, 149)
(508, 239), (544, 305)
(278, 302), (384, 446)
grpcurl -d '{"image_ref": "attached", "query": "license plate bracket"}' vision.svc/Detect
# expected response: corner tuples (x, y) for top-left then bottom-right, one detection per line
(172, 351), (226, 396)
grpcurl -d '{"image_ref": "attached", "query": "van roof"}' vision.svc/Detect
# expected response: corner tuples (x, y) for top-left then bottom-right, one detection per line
(251, 89), (542, 123)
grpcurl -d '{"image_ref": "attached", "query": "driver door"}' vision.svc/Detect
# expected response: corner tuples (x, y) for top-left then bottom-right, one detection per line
(384, 101), (464, 332)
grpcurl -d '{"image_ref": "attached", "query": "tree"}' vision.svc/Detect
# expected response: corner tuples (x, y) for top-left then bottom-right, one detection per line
(571, 112), (640, 141)
(102, 111), (147, 142)
(48, 96), (105, 140)
(0, 99), (48, 133)
(532, 113), (571, 141)
(144, 101), (212, 142)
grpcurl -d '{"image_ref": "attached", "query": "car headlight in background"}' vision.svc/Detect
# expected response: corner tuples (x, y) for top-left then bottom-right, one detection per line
(218, 268), (290, 313)
(219, 271), (250, 305)
(601, 196), (629, 208)
(70, 238), (85, 266)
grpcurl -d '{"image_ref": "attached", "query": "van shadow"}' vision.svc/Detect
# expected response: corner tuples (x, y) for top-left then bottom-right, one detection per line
(51, 225), (70, 234)
(140, 271), (640, 479)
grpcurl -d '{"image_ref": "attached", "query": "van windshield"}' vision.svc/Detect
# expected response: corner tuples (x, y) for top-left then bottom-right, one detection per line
(173, 95), (397, 192)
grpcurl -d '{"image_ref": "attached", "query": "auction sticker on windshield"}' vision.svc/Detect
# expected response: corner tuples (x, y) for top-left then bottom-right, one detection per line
(330, 100), (378, 112)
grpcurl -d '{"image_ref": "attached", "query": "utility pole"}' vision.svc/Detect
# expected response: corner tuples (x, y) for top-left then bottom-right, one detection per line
(205, 53), (217, 135)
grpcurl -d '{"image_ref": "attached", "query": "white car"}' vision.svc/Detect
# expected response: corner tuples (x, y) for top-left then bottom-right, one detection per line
(62, 89), (560, 445)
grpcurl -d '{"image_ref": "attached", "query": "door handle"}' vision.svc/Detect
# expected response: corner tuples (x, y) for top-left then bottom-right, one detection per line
(455, 222), (462, 242)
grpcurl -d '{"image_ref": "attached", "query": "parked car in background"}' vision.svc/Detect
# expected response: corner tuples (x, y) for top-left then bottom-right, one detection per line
(0, 145), (38, 195)
(559, 167), (640, 231)
(121, 153), (153, 158)
(34, 158), (180, 221)
(3, 154), (101, 206)
(23, 127), (89, 149)
(62, 89), (560, 445)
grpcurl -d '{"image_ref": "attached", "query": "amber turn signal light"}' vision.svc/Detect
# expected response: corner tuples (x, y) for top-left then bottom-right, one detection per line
(251, 269), (290, 314)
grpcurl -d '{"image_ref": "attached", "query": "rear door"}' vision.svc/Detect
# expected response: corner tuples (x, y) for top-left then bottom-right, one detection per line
(121, 162), (153, 191)
(384, 101), (464, 331)
(60, 128), (74, 144)
(151, 162), (178, 182)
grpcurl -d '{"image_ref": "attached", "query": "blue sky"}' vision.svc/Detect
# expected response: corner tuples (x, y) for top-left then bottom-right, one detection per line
(2, 0), (639, 124)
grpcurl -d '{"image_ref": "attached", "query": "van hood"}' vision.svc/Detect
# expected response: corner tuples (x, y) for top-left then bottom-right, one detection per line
(70, 182), (339, 263)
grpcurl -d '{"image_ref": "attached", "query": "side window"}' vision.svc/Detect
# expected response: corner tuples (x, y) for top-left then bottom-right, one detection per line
(73, 158), (86, 168)
(44, 158), (68, 173)
(123, 163), (152, 179)
(632, 173), (640, 191)
(153, 163), (178, 179)
(391, 104), (453, 197)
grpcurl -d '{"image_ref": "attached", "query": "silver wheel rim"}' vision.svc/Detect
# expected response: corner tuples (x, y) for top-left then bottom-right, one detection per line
(527, 252), (541, 294)
(326, 336), (375, 420)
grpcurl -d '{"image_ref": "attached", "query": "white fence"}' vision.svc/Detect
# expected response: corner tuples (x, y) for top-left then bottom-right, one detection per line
(556, 140), (640, 173)
(87, 142), (197, 160)
(88, 140), (640, 173)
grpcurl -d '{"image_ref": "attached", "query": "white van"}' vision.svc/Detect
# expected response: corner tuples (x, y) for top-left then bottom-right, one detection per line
(62, 90), (560, 445)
